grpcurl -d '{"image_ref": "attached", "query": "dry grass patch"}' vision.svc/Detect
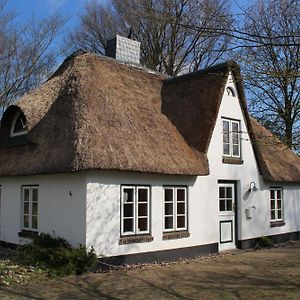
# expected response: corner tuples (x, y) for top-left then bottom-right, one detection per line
(0, 243), (299, 299)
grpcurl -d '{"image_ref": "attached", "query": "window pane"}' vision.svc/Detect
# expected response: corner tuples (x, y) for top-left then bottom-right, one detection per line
(232, 122), (239, 133)
(164, 189), (173, 202)
(277, 200), (281, 209)
(177, 189), (185, 202)
(138, 189), (148, 202)
(219, 187), (225, 198)
(277, 190), (282, 199)
(223, 144), (230, 155)
(123, 219), (133, 232)
(232, 133), (239, 145)
(138, 218), (148, 232)
(219, 200), (226, 211)
(138, 204), (148, 217)
(123, 188), (134, 203)
(271, 210), (276, 220)
(14, 113), (27, 133)
(24, 202), (29, 215)
(177, 216), (185, 229)
(270, 190), (275, 199)
(278, 210), (282, 220)
(223, 132), (230, 143)
(32, 202), (38, 216)
(24, 189), (30, 202)
(165, 203), (173, 215)
(177, 202), (185, 214)
(165, 217), (173, 229)
(223, 120), (229, 131)
(32, 216), (38, 230)
(227, 199), (233, 211)
(271, 200), (275, 209)
(232, 145), (239, 156)
(123, 204), (133, 217)
(226, 187), (232, 198)
(23, 215), (29, 228)
(32, 189), (38, 202)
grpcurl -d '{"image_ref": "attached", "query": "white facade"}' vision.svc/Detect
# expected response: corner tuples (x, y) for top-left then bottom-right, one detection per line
(0, 72), (299, 259)
(0, 173), (86, 247)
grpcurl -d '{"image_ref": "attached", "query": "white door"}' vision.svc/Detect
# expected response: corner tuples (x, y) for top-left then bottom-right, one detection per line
(218, 183), (236, 251)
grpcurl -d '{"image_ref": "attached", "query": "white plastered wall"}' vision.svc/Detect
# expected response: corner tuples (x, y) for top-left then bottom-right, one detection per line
(0, 173), (86, 246)
(206, 71), (300, 241)
(86, 171), (217, 257)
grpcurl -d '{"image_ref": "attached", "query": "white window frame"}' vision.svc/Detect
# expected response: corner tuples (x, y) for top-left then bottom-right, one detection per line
(226, 87), (235, 97)
(163, 186), (187, 232)
(218, 183), (234, 214)
(22, 186), (38, 231)
(270, 188), (283, 222)
(10, 111), (27, 137)
(121, 186), (150, 236)
(222, 118), (241, 158)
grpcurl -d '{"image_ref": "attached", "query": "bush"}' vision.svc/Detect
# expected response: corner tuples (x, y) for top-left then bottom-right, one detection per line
(16, 233), (98, 276)
(256, 236), (273, 249)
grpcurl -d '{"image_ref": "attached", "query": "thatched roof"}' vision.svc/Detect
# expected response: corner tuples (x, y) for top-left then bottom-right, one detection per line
(162, 61), (246, 154)
(0, 52), (299, 182)
(250, 117), (300, 183)
(162, 61), (300, 183)
(0, 52), (205, 176)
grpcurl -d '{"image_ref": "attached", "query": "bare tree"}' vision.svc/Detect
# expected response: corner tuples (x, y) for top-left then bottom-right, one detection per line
(0, 0), (67, 114)
(237, 0), (300, 151)
(69, 0), (233, 76)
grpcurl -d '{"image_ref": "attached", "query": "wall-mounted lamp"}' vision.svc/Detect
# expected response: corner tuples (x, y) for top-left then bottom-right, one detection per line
(69, 190), (72, 197)
(247, 182), (258, 192)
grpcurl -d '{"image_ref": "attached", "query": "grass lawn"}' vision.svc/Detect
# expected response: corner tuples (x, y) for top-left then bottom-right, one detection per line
(0, 244), (299, 299)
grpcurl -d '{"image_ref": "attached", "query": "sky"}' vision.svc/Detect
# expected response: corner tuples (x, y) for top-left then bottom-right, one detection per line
(6, 0), (251, 30)
(4, 0), (251, 65)
(6, 0), (108, 28)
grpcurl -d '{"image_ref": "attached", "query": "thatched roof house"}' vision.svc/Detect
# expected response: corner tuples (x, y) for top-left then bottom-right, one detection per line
(0, 51), (300, 182)
(1, 38), (300, 261)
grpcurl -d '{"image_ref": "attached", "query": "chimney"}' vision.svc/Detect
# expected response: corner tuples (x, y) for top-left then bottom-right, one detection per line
(106, 34), (141, 65)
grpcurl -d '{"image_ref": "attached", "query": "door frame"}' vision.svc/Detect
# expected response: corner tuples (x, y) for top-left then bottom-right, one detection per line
(218, 180), (239, 249)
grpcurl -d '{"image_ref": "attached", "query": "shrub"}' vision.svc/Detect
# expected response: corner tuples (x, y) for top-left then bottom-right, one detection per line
(256, 236), (273, 249)
(16, 233), (98, 276)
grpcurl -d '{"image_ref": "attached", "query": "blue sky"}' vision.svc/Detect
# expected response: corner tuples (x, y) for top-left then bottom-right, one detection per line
(6, 0), (109, 29)
(7, 0), (250, 30)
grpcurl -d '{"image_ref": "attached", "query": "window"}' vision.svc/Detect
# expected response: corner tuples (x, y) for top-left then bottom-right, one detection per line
(163, 187), (187, 232)
(121, 186), (150, 236)
(226, 87), (235, 97)
(219, 185), (233, 212)
(11, 111), (27, 137)
(223, 119), (241, 158)
(22, 186), (38, 231)
(270, 188), (283, 222)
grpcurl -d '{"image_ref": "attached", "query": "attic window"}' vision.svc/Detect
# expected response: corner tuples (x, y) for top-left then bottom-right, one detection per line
(10, 111), (27, 137)
(226, 87), (235, 97)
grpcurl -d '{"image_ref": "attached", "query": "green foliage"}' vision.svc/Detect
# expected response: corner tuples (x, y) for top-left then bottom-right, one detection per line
(256, 236), (273, 249)
(16, 233), (97, 276)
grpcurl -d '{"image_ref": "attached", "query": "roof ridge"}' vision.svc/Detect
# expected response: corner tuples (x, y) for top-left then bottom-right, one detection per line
(164, 60), (240, 84)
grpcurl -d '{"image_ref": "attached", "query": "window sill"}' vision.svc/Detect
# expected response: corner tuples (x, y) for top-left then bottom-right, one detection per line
(119, 235), (153, 245)
(270, 221), (285, 227)
(222, 157), (243, 165)
(18, 230), (38, 239)
(163, 231), (190, 240)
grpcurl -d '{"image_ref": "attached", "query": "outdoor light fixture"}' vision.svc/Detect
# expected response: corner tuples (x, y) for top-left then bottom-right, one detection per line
(247, 182), (258, 192)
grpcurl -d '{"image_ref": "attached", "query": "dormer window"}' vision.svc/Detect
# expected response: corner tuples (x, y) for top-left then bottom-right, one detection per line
(226, 87), (235, 97)
(10, 111), (27, 137)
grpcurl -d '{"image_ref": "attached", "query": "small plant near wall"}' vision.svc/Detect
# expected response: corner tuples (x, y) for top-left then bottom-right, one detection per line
(16, 233), (97, 276)
(255, 236), (273, 249)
